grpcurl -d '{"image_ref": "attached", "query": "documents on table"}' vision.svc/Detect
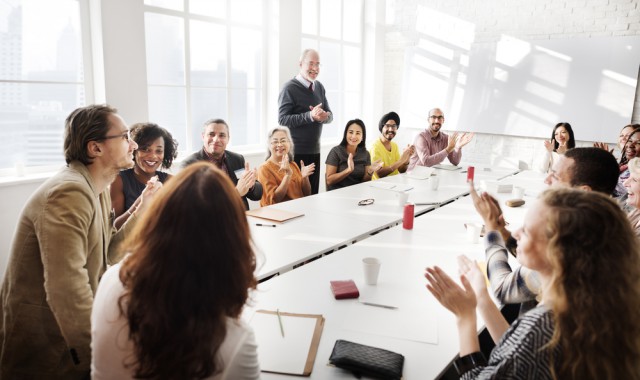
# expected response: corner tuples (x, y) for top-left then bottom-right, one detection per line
(405, 166), (435, 179)
(432, 164), (462, 171)
(246, 207), (304, 223)
(250, 310), (324, 376)
(369, 182), (414, 192)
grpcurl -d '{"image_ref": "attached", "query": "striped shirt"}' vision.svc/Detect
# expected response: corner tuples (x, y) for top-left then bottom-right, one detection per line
(485, 231), (541, 315)
(460, 306), (558, 379)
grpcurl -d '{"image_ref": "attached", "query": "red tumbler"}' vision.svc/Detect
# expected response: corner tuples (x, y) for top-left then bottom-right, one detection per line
(403, 203), (414, 230)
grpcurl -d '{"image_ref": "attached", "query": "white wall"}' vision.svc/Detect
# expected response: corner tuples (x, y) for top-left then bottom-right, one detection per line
(384, 0), (640, 169)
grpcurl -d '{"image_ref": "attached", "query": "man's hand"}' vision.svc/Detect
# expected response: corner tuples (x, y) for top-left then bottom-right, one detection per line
(455, 132), (474, 150)
(446, 132), (459, 153)
(370, 159), (383, 174)
(300, 160), (315, 179)
(236, 162), (256, 197)
(400, 144), (415, 163)
(309, 103), (329, 122)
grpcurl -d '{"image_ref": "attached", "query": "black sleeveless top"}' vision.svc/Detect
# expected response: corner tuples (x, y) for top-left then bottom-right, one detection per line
(119, 169), (169, 210)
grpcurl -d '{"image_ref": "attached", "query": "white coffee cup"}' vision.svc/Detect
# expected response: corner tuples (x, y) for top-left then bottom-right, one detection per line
(397, 191), (409, 207)
(362, 257), (381, 285)
(430, 176), (439, 191)
(512, 186), (525, 199)
(466, 223), (480, 244)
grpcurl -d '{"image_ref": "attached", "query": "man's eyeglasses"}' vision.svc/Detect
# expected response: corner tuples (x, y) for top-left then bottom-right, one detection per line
(270, 139), (289, 146)
(383, 124), (398, 129)
(100, 130), (131, 142)
(98, 130), (131, 142)
(429, 115), (444, 121)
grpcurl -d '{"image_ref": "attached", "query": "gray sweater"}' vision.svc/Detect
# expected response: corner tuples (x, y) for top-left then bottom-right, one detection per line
(278, 78), (333, 154)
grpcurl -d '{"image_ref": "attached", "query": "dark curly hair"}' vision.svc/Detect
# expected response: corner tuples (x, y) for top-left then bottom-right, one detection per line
(130, 122), (179, 169)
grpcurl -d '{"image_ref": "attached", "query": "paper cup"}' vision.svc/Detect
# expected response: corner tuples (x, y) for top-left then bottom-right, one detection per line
(466, 223), (480, 244)
(362, 257), (381, 285)
(512, 186), (525, 199)
(430, 176), (439, 190)
(397, 191), (409, 207)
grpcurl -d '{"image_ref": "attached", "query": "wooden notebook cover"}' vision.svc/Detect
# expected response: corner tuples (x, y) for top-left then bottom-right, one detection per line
(246, 207), (304, 223)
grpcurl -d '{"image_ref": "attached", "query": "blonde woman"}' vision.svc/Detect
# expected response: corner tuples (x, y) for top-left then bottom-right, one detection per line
(426, 188), (640, 379)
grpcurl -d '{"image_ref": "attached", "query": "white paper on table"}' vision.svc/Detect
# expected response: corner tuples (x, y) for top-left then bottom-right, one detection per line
(342, 288), (438, 344)
(405, 166), (435, 179)
(250, 311), (318, 374)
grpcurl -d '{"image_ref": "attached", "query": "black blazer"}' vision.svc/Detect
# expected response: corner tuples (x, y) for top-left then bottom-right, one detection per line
(182, 148), (263, 210)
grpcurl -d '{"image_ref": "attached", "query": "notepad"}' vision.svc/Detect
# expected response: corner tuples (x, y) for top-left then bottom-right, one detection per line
(246, 207), (304, 223)
(432, 164), (462, 171)
(251, 310), (324, 376)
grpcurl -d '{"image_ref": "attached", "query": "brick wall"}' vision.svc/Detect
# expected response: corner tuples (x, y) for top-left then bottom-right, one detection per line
(384, 0), (640, 169)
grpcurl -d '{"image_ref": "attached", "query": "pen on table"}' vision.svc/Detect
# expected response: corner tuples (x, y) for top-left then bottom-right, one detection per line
(276, 309), (285, 337)
(359, 301), (398, 310)
(256, 223), (277, 227)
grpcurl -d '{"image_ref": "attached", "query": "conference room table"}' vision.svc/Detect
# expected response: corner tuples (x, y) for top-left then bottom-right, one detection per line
(245, 169), (546, 379)
(251, 164), (522, 280)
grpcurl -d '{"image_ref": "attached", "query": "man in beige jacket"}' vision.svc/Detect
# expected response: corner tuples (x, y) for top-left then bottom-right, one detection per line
(0, 105), (160, 379)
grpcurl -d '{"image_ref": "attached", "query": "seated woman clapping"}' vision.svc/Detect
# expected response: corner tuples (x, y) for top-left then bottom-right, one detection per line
(257, 126), (315, 206)
(92, 162), (260, 380)
(325, 119), (382, 191)
(425, 188), (640, 379)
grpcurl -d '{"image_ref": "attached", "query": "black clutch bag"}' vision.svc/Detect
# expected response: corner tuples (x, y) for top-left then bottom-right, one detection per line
(328, 339), (404, 379)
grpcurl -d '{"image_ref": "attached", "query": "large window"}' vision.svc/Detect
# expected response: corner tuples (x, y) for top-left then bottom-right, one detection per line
(301, 0), (363, 141)
(0, 0), (90, 172)
(144, 0), (264, 154)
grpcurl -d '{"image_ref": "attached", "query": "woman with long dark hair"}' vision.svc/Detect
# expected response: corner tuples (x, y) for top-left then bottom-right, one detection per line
(325, 119), (382, 191)
(92, 162), (260, 379)
(538, 122), (575, 172)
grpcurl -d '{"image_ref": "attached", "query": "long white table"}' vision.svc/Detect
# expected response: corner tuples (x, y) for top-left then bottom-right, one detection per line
(245, 169), (544, 379)
(251, 165), (522, 280)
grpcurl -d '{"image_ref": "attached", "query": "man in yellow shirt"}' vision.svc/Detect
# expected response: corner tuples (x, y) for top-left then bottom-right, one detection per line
(369, 111), (415, 180)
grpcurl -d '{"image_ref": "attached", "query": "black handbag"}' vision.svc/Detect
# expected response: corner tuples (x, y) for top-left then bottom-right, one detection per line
(328, 339), (404, 379)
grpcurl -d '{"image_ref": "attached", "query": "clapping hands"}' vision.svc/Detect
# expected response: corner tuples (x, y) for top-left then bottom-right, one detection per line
(279, 153), (293, 176)
(300, 160), (315, 179)
(236, 162), (257, 196)
(309, 103), (330, 122)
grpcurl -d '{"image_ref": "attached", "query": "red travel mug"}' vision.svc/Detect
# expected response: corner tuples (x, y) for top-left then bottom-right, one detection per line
(403, 203), (414, 230)
(467, 166), (475, 183)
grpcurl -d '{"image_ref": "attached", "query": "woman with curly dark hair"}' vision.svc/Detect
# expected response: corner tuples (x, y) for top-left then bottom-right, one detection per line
(110, 122), (179, 228)
(92, 162), (260, 379)
(426, 188), (640, 379)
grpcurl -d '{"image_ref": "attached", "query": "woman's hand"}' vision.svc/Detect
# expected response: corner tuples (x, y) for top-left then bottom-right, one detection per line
(425, 266), (476, 318)
(300, 160), (315, 179)
(346, 153), (355, 173)
(544, 139), (554, 152)
(556, 140), (568, 154)
(279, 154), (293, 176)
(457, 256), (491, 304)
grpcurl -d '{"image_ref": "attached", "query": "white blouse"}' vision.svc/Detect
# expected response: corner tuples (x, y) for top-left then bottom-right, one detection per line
(91, 263), (260, 380)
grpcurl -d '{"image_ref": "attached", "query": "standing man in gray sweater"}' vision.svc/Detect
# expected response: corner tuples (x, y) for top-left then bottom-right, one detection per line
(278, 49), (333, 194)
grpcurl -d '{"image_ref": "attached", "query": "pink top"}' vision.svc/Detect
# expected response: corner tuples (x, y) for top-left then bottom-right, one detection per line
(408, 130), (461, 170)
